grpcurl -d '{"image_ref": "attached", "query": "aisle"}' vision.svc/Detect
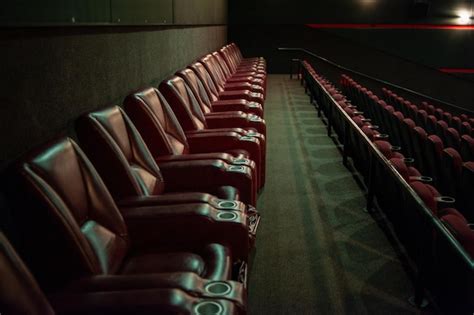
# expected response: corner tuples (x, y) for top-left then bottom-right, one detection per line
(249, 75), (417, 314)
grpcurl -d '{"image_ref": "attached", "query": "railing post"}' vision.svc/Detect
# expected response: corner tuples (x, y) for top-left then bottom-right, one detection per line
(327, 100), (333, 137)
(365, 153), (375, 213)
(342, 121), (349, 166)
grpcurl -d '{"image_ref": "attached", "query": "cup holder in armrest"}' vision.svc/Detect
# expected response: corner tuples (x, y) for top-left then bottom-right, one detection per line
(368, 125), (379, 130)
(194, 301), (223, 315)
(391, 146), (401, 151)
(249, 116), (262, 122)
(411, 176), (433, 183)
(245, 130), (258, 136)
(403, 158), (415, 165)
(240, 136), (258, 142)
(436, 196), (456, 208)
(248, 102), (260, 108)
(205, 282), (232, 296)
(362, 118), (372, 122)
(217, 211), (239, 221)
(468, 224), (474, 231)
(228, 165), (247, 174)
(233, 158), (250, 165)
(217, 200), (239, 210)
(375, 134), (389, 139)
(354, 111), (364, 115)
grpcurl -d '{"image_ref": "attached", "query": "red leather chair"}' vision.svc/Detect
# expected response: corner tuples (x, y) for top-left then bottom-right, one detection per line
(200, 55), (265, 104)
(0, 231), (55, 315)
(190, 62), (265, 111)
(221, 44), (266, 75)
(22, 137), (251, 260)
(211, 52), (266, 94)
(209, 52), (265, 95)
(159, 74), (266, 137)
(159, 76), (266, 186)
(0, 231), (242, 315)
(203, 53), (265, 96)
(218, 47), (266, 89)
(74, 106), (261, 206)
(123, 87), (260, 202)
(177, 67), (264, 117)
(409, 181), (456, 216)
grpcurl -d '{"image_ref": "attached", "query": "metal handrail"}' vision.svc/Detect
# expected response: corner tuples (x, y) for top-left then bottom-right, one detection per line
(279, 47), (474, 115)
(302, 63), (474, 269)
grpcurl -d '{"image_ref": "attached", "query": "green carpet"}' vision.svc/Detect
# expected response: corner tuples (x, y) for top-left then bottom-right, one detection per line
(249, 75), (417, 314)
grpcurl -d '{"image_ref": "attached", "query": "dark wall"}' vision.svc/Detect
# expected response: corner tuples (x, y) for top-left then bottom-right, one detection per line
(0, 25), (226, 169)
(229, 24), (474, 111)
(229, 0), (474, 112)
(1, 0), (228, 26)
(0, 1), (228, 252)
(323, 27), (474, 76)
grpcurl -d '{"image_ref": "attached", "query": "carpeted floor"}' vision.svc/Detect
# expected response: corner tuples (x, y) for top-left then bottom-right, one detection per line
(249, 75), (418, 314)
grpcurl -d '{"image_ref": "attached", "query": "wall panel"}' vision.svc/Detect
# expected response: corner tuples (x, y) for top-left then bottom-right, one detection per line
(0, 25), (227, 169)
(174, 0), (227, 24)
(1, 0), (110, 24)
(111, 0), (172, 24)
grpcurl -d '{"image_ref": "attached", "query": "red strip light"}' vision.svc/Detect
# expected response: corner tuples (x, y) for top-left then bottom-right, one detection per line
(439, 68), (474, 74)
(306, 23), (474, 30)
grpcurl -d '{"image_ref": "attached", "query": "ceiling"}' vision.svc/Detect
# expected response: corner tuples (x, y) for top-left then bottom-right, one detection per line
(229, 0), (474, 25)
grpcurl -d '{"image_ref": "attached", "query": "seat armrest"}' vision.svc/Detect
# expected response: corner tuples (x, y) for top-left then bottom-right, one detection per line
(63, 273), (246, 309)
(186, 132), (261, 165)
(218, 90), (265, 104)
(155, 153), (236, 163)
(205, 114), (266, 136)
(158, 159), (255, 205)
(223, 82), (265, 94)
(120, 204), (250, 259)
(51, 288), (239, 315)
(211, 101), (264, 117)
(117, 194), (247, 213)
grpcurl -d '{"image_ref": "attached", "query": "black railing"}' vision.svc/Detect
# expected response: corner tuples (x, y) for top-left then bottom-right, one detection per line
(279, 47), (474, 115)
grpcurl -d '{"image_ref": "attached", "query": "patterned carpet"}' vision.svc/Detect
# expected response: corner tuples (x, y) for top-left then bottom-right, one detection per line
(249, 75), (418, 315)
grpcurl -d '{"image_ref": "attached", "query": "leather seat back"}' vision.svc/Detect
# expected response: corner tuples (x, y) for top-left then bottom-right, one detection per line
(177, 68), (214, 114)
(20, 138), (130, 278)
(200, 55), (227, 92)
(189, 62), (222, 103)
(219, 47), (238, 73)
(0, 231), (55, 315)
(212, 52), (234, 80)
(159, 76), (208, 132)
(76, 107), (165, 200)
(124, 87), (190, 156)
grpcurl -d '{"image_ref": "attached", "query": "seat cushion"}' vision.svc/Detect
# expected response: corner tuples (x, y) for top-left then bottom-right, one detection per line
(121, 244), (232, 281)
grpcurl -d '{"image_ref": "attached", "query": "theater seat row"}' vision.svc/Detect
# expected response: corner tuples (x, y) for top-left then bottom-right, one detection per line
(340, 75), (474, 221)
(300, 60), (474, 312)
(1, 43), (266, 315)
(382, 89), (474, 139)
(301, 60), (474, 258)
(380, 88), (474, 162)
